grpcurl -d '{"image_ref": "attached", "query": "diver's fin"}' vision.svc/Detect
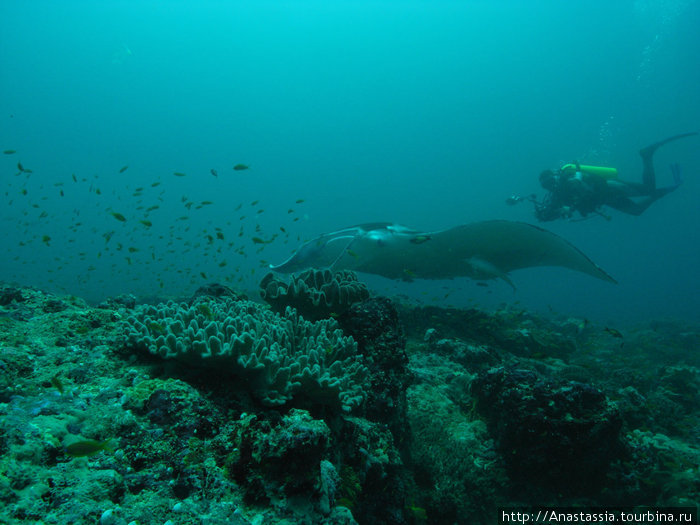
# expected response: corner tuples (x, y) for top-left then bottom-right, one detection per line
(670, 163), (683, 187)
(639, 132), (697, 189)
(639, 132), (697, 160)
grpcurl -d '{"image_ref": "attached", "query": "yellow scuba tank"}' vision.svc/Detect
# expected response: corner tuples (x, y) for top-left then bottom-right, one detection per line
(561, 163), (618, 179)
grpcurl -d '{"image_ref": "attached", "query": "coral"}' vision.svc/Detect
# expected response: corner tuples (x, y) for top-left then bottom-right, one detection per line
(259, 269), (369, 321)
(123, 297), (369, 412)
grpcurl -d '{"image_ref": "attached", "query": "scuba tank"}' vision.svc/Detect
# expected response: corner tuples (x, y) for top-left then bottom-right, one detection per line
(561, 163), (618, 179)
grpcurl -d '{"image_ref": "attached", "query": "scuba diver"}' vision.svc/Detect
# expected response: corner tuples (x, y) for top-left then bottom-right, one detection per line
(507, 132), (697, 221)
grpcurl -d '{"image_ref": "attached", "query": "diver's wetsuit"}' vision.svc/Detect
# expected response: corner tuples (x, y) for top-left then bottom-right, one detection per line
(536, 132), (696, 220)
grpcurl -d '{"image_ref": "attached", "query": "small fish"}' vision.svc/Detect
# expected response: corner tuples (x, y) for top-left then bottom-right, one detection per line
(60, 189), (64, 197)
(216, 232), (224, 240)
(146, 205), (159, 212)
(295, 198), (305, 204)
(200, 200), (213, 206)
(72, 173), (77, 182)
(110, 211), (127, 222)
(42, 235), (51, 245)
(410, 235), (431, 245)
(151, 182), (161, 187)
(346, 249), (359, 258)
(200, 272), (207, 279)
(173, 172), (186, 177)
(119, 165), (129, 173)
(604, 327), (623, 338)
(65, 439), (115, 457)
(476, 282), (488, 287)
(233, 164), (249, 171)
(50, 375), (64, 394)
(251, 200), (259, 206)
(210, 169), (218, 177)
(3, 149), (16, 155)
(17, 161), (24, 172)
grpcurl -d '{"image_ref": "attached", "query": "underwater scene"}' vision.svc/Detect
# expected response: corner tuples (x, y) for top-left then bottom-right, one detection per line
(1, 1), (699, 524)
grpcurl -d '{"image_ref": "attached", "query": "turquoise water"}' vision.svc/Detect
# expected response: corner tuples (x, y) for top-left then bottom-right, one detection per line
(1, 0), (698, 323)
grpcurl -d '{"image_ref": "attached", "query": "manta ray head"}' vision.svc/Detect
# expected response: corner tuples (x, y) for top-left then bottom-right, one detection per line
(357, 223), (421, 246)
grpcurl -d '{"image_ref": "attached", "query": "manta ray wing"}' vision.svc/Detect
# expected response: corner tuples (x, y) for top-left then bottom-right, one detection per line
(421, 221), (617, 283)
(270, 220), (617, 285)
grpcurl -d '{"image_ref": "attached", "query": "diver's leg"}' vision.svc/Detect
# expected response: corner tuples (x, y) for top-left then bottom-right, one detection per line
(639, 132), (697, 189)
(606, 196), (654, 216)
(608, 185), (678, 216)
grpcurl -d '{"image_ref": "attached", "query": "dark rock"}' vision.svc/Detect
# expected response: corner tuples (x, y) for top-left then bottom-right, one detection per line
(339, 298), (412, 452)
(146, 389), (174, 425)
(0, 287), (24, 306)
(100, 294), (137, 309)
(229, 410), (331, 504)
(471, 366), (623, 497)
(427, 334), (498, 371)
(190, 283), (241, 303)
(42, 299), (68, 313)
(399, 305), (577, 359)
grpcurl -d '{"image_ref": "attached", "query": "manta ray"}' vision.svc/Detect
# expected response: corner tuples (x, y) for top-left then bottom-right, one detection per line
(269, 220), (617, 288)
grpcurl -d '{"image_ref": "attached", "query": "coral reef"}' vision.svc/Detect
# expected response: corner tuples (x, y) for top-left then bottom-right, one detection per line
(1, 284), (699, 524)
(123, 297), (369, 412)
(259, 269), (370, 321)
